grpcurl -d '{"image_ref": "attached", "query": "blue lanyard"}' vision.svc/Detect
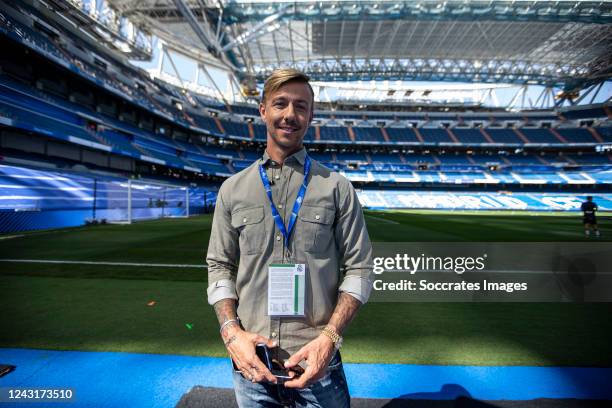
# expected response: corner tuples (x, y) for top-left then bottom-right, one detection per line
(258, 156), (311, 249)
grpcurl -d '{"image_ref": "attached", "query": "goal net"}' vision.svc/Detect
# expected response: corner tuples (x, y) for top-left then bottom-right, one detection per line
(99, 179), (190, 224)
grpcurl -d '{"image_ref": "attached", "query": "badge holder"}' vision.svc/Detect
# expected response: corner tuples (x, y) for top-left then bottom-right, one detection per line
(267, 260), (307, 317)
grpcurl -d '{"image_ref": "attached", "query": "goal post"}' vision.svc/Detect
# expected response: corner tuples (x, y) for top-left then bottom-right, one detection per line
(99, 178), (190, 224)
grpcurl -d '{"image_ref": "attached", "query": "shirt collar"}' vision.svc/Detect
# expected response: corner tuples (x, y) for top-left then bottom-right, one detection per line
(261, 147), (307, 167)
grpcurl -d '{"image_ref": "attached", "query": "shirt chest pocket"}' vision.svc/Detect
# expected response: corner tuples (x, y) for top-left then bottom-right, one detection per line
(231, 206), (266, 255)
(298, 205), (335, 253)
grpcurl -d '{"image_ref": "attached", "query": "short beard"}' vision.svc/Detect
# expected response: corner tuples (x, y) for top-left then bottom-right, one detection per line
(267, 128), (305, 156)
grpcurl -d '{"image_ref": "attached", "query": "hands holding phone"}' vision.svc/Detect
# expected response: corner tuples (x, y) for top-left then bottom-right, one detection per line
(223, 325), (278, 384)
(282, 334), (335, 389)
(224, 326), (311, 386)
(225, 331), (334, 389)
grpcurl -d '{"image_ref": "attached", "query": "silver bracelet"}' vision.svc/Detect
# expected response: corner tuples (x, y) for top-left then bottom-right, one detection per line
(219, 318), (240, 335)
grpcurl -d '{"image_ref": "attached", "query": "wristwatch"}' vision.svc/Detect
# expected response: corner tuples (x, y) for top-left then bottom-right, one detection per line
(321, 326), (343, 350)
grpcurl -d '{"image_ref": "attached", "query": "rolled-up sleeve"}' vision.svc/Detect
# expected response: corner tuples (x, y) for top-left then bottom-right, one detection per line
(334, 180), (373, 304)
(206, 183), (239, 305)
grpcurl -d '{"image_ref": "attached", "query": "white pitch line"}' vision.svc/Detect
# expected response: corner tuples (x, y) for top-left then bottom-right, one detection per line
(0, 235), (24, 240)
(365, 215), (401, 225)
(0, 259), (207, 268)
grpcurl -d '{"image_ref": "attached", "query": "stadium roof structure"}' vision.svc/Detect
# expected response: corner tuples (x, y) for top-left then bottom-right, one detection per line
(106, 0), (612, 89)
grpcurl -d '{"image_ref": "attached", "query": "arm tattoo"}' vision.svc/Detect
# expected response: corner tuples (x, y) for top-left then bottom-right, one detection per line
(326, 292), (362, 335)
(213, 298), (238, 326)
(214, 299), (240, 340)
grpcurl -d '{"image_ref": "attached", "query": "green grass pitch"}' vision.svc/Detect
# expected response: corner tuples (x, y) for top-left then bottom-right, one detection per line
(1, 211), (611, 366)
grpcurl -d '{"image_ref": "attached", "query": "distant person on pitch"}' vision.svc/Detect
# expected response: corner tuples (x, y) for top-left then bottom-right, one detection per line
(581, 196), (600, 237)
(206, 68), (373, 407)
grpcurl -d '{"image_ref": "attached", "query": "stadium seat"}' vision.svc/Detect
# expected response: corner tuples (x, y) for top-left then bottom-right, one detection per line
(520, 128), (560, 144)
(487, 129), (524, 144)
(386, 127), (420, 143)
(556, 128), (598, 144)
(419, 128), (453, 144)
(452, 128), (488, 144)
(319, 126), (351, 142)
(352, 127), (383, 143)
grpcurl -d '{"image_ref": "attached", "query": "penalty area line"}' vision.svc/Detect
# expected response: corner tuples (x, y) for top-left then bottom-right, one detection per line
(0, 259), (208, 268)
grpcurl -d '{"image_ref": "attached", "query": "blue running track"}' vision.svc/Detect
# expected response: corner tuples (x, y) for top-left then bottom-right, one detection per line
(0, 348), (611, 407)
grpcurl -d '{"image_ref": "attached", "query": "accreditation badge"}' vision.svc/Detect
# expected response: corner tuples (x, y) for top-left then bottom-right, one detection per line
(267, 263), (306, 317)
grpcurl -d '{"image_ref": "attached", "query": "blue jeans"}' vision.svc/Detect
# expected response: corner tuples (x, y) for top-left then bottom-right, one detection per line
(232, 352), (350, 407)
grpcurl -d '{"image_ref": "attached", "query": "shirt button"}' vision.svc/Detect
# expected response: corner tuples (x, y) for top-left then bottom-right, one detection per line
(276, 235), (281, 241)
(315, 214), (320, 220)
(242, 217), (247, 223)
(275, 175), (280, 180)
(278, 204), (283, 209)
(271, 332), (277, 338)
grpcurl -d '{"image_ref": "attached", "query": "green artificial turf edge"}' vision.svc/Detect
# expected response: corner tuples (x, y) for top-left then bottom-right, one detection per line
(1, 212), (611, 366)
(2, 275), (611, 367)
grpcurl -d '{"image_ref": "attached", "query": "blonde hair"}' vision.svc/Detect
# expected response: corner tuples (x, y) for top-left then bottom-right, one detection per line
(261, 68), (314, 105)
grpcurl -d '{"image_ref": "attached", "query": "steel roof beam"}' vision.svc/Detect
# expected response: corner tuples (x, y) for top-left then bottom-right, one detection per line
(289, 20), (296, 65)
(337, 20), (346, 57)
(305, 20), (310, 66)
(271, 29), (282, 66)
(221, 5), (291, 52)
(352, 20), (364, 61)
(229, 23), (254, 72)
(115, 0), (610, 90)
(221, 1), (612, 25)
(430, 19), (457, 58)
(172, 0), (222, 56)
(248, 56), (598, 86)
(367, 20), (383, 60)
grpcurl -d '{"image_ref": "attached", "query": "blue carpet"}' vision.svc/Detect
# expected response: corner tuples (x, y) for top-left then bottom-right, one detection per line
(0, 348), (611, 407)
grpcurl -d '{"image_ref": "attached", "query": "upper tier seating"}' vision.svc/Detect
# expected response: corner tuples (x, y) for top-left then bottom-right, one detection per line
(352, 127), (382, 143)
(419, 128), (453, 143)
(452, 128), (488, 144)
(319, 126), (351, 142)
(486, 129), (524, 144)
(595, 126), (612, 142)
(220, 120), (250, 139)
(521, 128), (559, 144)
(386, 128), (420, 143)
(557, 128), (598, 144)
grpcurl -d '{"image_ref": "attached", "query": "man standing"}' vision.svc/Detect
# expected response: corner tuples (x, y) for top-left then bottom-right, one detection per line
(206, 68), (373, 407)
(581, 196), (600, 238)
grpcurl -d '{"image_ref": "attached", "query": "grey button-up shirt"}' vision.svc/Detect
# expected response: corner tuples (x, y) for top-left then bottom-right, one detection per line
(206, 147), (373, 356)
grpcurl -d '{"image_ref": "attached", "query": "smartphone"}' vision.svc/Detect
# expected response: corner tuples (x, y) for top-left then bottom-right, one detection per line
(232, 344), (299, 384)
(257, 344), (297, 383)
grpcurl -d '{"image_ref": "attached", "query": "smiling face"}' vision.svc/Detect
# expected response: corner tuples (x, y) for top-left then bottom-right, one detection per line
(259, 80), (314, 155)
